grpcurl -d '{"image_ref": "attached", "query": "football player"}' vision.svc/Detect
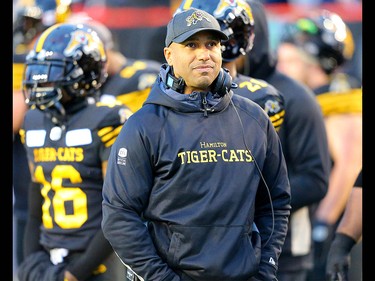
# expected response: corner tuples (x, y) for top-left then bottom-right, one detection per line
(276, 10), (362, 281)
(17, 23), (130, 281)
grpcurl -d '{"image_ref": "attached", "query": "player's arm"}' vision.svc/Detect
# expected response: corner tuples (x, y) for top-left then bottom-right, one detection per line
(335, 186), (362, 241)
(285, 84), (330, 210)
(65, 230), (114, 280)
(314, 113), (362, 224)
(13, 61), (28, 133)
(64, 160), (113, 280)
(23, 181), (44, 257)
(326, 175), (362, 281)
(13, 90), (28, 133)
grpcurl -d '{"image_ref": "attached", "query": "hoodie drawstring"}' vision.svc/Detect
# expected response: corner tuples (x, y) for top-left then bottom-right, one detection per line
(201, 92), (209, 117)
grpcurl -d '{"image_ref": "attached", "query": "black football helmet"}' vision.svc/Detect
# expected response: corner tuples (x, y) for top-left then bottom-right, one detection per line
(22, 23), (107, 116)
(280, 9), (355, 74)
(176, 0), (255, 62)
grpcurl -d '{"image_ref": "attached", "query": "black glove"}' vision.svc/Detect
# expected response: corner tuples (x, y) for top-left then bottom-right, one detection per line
(18, 251), (50, 281)
(326, 233), (356, 281)
(18, 250), (66, 281)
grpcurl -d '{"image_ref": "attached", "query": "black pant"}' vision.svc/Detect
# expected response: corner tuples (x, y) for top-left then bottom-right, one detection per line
(278, 270), (308, 281)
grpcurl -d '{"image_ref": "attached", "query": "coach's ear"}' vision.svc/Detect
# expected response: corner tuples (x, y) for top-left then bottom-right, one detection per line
(164, 46), (173, 66)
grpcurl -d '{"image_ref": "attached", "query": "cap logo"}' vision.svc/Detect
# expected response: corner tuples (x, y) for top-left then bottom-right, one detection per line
(186, 10), (211, 26)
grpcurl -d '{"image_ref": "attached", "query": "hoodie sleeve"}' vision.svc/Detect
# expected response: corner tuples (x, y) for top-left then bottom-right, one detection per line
(101, 115), (180, 281)
(254, 121), (291, 280)
(284, 82), (330, 209)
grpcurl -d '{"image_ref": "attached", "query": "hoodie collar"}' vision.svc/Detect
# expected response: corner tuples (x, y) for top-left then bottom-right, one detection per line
(144, 64), (233, 116)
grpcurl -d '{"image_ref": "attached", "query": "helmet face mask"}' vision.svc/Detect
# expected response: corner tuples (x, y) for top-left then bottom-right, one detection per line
(23, 59), (74, 110)
(23, 23), (107, 114)
(23, 84), (63, 111)
(176, 0), (255, 62)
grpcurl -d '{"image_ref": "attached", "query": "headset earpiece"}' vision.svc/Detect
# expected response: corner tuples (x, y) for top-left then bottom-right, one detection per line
(166, 66), (185, 93)
(212, 68), (235, 97)
(166, 65), (236, 96)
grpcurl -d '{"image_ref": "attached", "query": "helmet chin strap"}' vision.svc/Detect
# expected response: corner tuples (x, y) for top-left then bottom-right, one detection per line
(46, 101), (67, 126)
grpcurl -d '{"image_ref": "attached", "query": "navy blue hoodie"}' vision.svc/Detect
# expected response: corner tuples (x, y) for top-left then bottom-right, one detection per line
(102, 64), (291, 281)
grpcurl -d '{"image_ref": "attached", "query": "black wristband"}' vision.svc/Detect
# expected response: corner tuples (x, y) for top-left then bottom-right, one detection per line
(332, 233), (356, 252)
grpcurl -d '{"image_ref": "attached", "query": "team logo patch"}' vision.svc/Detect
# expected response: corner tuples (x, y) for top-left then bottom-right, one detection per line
(64, 29), (106, 61)
(264, 99), (281, 114)
(117, 147), (128, 166)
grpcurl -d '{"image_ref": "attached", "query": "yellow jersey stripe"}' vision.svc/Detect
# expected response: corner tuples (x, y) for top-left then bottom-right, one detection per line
(316, 88), (362, 116)
(36, 23), (64, 52)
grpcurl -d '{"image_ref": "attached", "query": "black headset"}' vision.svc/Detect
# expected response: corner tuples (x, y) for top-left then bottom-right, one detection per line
(166, 66), (236, 96)
(212, 68), (235, 97)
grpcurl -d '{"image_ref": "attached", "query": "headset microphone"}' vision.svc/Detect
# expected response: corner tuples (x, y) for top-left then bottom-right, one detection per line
(166, 71), (186, 93)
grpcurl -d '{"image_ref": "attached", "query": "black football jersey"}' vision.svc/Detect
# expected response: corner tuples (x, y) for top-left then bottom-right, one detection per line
(19, 101), (129, 251)
(233, 73), (285, 132)
(100, 58), (161, 112)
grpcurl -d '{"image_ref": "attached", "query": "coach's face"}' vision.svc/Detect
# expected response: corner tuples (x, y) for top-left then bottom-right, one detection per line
(164, 30), (223, 95)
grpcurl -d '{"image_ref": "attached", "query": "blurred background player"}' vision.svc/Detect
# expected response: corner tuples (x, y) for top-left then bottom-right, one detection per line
(17, 22), (129, 281)
(276, 10), (362, 280)
(235, 1), (331, 280)
(175, 0), (286, 132)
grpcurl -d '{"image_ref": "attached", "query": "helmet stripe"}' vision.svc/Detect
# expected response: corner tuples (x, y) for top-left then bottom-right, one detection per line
(181, 0), (193, 10)
(35, 23), (64, 52)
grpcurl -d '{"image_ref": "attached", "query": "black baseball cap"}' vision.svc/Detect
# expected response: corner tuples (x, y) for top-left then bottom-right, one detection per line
(165, 8), (228, 47)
